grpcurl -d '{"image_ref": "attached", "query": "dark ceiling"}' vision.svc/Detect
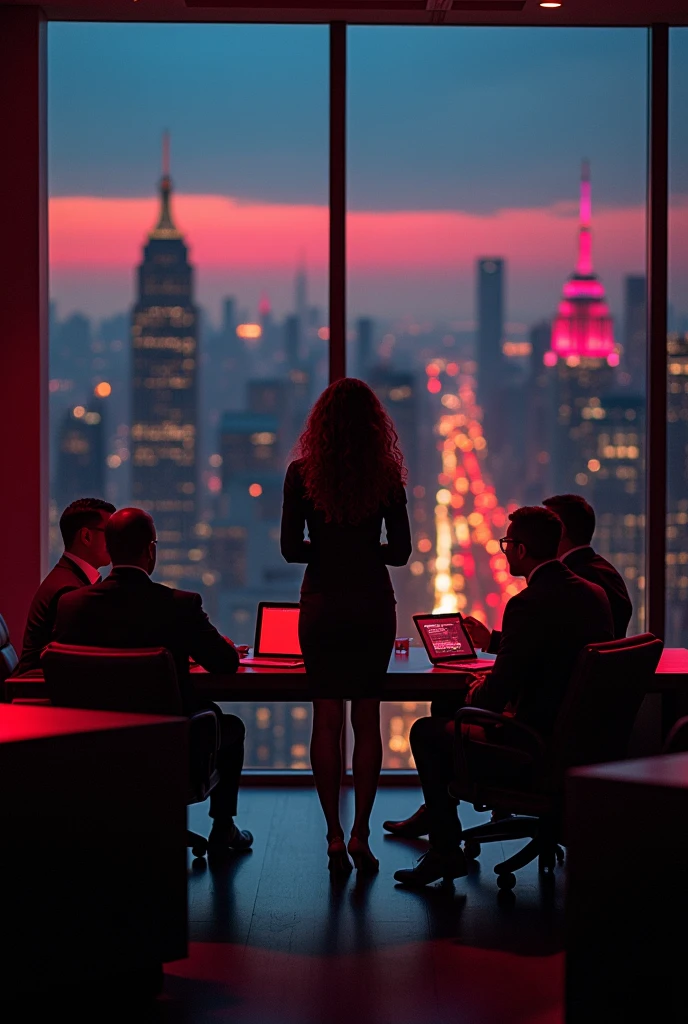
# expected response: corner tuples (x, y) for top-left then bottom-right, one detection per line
(3, 0), (688, 27)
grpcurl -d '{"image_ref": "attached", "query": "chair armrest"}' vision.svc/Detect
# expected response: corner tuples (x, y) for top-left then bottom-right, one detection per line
(454, 708), (547, 750)
(453, 708), (547, 785)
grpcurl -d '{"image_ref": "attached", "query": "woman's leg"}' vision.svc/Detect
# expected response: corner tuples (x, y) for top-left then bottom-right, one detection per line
(350, 698), (382, 838)
(310, 698), (345, 838)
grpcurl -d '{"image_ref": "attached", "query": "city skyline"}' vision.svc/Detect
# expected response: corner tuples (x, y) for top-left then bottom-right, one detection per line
(44, 24), (688, 769)
(47, 24), (688, 323)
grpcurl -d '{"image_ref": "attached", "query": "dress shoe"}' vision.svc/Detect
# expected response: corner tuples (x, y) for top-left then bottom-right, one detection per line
(348, 835), (379, 874)
(394, 848), (468, 887)
(208, 820), (254, 851)
(383, 803), (429, 838)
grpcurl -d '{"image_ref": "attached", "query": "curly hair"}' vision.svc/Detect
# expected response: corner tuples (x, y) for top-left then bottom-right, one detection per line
(295, 378), (407, 525)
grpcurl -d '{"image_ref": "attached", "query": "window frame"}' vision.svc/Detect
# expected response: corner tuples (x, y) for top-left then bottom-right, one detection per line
(0, 14), (673, 783)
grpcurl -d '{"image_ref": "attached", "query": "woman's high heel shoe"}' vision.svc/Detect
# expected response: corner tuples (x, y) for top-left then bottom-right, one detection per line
(328, 836), (353, 875)
(348, 835), (379, 874)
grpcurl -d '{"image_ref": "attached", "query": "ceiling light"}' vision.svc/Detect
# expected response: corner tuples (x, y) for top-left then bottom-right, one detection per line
(540, 2), (562, 6)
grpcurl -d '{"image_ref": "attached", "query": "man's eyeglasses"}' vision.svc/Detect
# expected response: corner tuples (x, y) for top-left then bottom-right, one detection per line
(499, 536), (518, 554)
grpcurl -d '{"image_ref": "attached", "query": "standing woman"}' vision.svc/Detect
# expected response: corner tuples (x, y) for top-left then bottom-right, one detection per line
(281, 378), (412, 874)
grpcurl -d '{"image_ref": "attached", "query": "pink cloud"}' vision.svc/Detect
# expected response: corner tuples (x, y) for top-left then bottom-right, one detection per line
(48, 194), (688, 321)
(49, 195), (328, 270)
(49, 193), (662, 273)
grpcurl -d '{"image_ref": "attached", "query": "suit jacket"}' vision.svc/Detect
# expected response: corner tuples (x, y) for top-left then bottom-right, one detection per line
(15, 555), (93, 676)
(470, 560), (614, 737)
(53, 566), (239, 714)
(562, 546), (632, 640)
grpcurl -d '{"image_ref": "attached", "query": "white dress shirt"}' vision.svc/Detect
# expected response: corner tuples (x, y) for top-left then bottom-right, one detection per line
(63, 552), (102, 585)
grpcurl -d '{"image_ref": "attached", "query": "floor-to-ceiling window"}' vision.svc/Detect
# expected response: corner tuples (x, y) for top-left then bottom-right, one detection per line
(347, 27), (648, 768)
(46, 21), (674, 776)
(48, 23), (329, 768)
(666, 27), (688, 646)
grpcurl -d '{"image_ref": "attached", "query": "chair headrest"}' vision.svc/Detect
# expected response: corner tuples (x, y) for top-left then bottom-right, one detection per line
(0, 613), (10, 649)
(583, 632), (658, 655)
(41, 643), (182, 716)
(42, 643), (173, 664)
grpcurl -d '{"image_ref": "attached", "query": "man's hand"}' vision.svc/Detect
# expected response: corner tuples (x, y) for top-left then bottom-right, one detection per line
(463, 615), (492, 651)
(224, 636), (250, 658)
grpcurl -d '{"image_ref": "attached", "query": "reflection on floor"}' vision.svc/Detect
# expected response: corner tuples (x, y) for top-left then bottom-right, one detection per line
(160, 788), (564, 1024)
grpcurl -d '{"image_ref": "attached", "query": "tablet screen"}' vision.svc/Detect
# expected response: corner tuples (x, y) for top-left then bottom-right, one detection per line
(417, 615), (474, 660)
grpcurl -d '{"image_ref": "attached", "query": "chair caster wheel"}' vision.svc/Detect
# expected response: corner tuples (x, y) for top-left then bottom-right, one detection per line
(191, 842), (208, 858)
(496, 872), (516, 891)
(463, 840), (481, 860)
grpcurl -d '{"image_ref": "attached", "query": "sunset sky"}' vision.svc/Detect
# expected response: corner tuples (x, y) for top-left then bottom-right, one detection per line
(48, 24), (688, 326)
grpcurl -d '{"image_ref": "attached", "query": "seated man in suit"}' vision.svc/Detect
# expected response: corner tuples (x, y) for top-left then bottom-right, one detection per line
(384, 491), (633, 840)
(393, 505), (613, 887)
(542, 493), (632, 640)
(15, 498), (115, 676)
(54, 507), (253, 852)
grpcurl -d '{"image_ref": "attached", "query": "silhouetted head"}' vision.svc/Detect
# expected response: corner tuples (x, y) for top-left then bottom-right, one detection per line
(502, 506), (563, 580)
(105, 508), (157, 573)
(59, 498), (115, 569)
(295, 377), (406, 525)
(542, 493), (595, 556)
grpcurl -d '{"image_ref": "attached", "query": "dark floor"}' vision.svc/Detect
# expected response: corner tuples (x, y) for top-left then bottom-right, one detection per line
(156, 787), (564, 1024)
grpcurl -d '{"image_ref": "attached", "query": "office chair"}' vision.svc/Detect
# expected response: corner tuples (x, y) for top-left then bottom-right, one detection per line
(0, 613), (19, 692)
(450, 633), (663, 891)
(41, 643), (220, 857)
(662, 716), (688, 754)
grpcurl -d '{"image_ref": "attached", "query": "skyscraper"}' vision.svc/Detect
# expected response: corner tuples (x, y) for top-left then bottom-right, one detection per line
(356, 317), (374, 378)
(295, 262), (308, 363)
(131, 136), (200, 587)
(545, 163), (643, 631)
(368, 364), (423, 637)
(550, 161), (615, 361)
(623, 275), (647, 391)
(213, 410), (301, 642)
(55, 402), (105, 512)
(476, 257), (505, 406)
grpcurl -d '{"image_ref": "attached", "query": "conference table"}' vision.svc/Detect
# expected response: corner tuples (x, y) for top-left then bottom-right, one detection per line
(6, 648), (688, 733)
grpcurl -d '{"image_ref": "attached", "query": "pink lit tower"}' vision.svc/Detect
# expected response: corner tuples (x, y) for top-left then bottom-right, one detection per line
(542, 162), (644, 633)
(548, 160), (617, 366)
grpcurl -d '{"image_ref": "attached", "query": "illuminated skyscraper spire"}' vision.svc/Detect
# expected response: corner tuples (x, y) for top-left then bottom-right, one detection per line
(576, 159), (593, 276)
(150, 130), (181, 240)
(549, 161), (615, 362)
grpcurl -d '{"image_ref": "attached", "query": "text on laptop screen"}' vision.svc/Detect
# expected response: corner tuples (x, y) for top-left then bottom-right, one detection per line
(259, 606), (302, 656)
(421, 617), (473, 660)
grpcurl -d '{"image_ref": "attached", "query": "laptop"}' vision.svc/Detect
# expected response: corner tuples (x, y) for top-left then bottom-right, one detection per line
(413, 612), (495, 671)
(240, 602), (304, 667)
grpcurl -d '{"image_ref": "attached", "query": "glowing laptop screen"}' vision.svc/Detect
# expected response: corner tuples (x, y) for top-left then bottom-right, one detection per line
(256, 605), (302, 657)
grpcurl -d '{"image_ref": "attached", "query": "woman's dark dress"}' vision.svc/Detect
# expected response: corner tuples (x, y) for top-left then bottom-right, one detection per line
(280, 459), (413, 690)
